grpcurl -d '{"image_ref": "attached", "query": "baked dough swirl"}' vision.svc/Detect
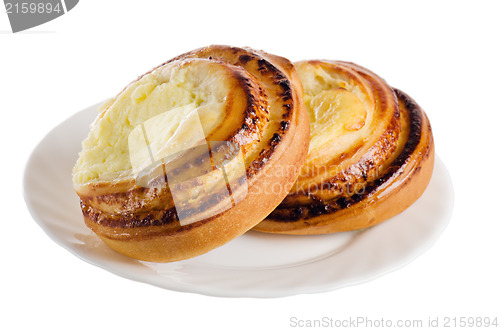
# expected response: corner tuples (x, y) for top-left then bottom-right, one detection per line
(73, 45), (309, 261)
(254, 60), (434, 234)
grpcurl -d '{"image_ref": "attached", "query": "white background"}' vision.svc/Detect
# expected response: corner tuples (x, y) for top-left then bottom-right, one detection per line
(1, 1), (499, 330)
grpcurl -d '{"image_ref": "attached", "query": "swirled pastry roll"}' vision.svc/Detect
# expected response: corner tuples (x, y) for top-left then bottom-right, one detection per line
(72, 45), (309, 261)
(254, 60), (434, 234)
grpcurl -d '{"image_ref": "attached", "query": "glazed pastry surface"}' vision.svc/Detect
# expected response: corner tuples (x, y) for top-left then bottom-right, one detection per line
(73, 45), (310, 261)
(254, 60), (434, 234)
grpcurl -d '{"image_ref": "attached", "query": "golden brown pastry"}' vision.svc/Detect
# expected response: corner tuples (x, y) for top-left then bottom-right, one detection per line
(254, 60), (434, 234)
(72, 45), (309, 262)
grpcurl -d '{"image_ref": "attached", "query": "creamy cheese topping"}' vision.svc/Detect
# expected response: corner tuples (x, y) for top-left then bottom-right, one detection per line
(295, 62), (371, 167)
(73, 59), (233, 184)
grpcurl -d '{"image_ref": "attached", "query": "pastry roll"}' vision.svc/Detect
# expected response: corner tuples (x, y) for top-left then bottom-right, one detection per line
(72, 45), (309, 261)
(254, 60), (434, 234)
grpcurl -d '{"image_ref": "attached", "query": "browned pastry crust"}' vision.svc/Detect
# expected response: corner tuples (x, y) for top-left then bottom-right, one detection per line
(74, 45), (309, 261)
(254, 60), (434, 234)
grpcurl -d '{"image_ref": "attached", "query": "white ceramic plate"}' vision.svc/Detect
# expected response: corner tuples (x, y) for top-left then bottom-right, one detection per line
(24, 102), (454, 298)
